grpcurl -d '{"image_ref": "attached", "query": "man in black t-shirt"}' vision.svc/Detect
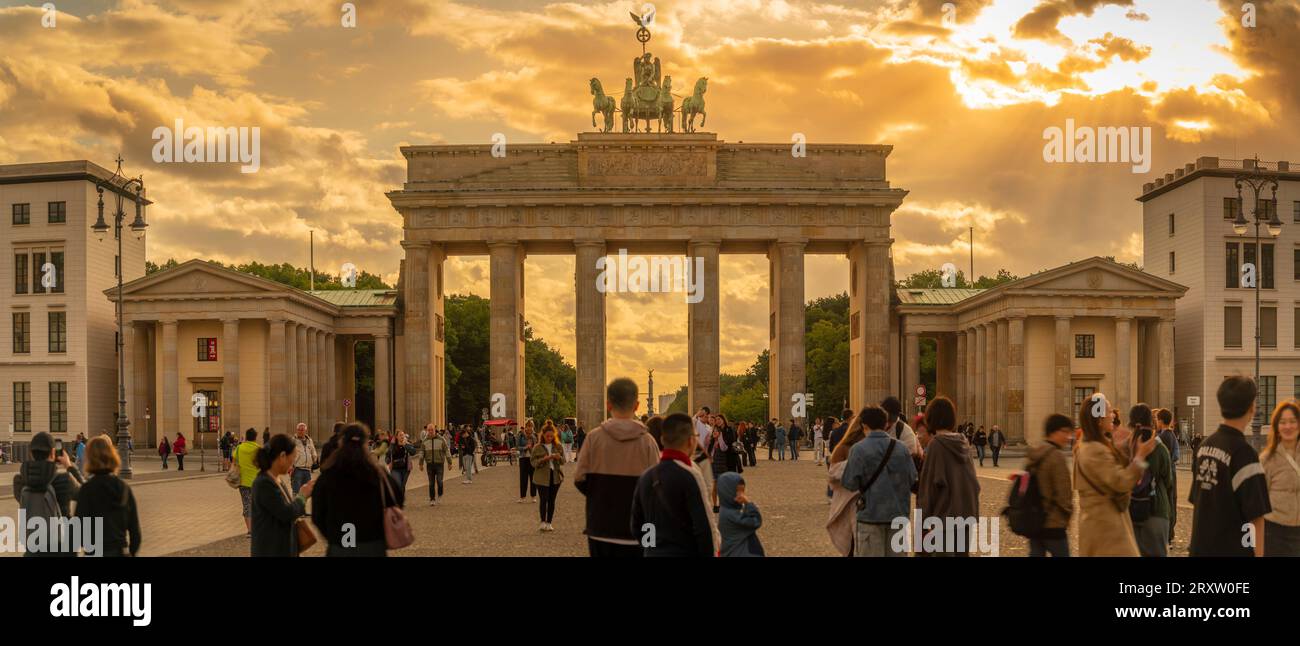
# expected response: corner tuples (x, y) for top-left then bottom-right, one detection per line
(1188, 376), (1271, 557)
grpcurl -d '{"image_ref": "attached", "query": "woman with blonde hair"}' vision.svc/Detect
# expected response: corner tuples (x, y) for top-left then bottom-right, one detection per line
(531, 420), (567, 531)
(74, 436), (142, 556)
(1074, 392), (1157, 556)
(1262, 400), (1300, 556)
(826, 411), (868, 555)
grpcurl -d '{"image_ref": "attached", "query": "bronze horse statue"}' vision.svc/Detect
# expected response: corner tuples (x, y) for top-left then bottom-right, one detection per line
(590, 78), (616, 133)
(681, 77), (707, 133)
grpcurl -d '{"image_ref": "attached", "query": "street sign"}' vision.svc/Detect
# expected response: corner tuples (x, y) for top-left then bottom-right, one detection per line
(913, 396), (926, 409)
(343, 399), (351, 408)
(915, 384), (926, 397)
(1186, 396), (1200, 407)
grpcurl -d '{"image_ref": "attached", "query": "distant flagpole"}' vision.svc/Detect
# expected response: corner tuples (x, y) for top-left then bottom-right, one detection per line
(969, 226), (974, 286)
(309, 230), (315, 291)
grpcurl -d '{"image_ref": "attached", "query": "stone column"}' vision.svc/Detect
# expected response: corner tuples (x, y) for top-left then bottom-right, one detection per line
(574, 240), (607, 431)
(1114, 317), (1132, 414)
(221, 318), (240, 436)
(996, 319), (1009, 431)
(401, 241), (432, 434)
(768, 240), (806, 425)
(296, 324), (309, 430)
(1158, 317), (1175, 411)
(904, 332), (921, 417)
(268, 319), (288, 436)
(983, 323), (996, 427)
(375, 332), (392, 432)
(344, 338), (356, 423)
(688, 240), (721, 414)
(121, 321), (137, 442)
(325, 332), (336, 435)
(284, 321), (298, 434)
(965, 328), (978, 424)
(314, 330), (327, 437)
(1054, 316), (1073, 417)
(130, 322), (151, 445)
(1007, 316), (1025, 443)
(430, 245), (446, 430)
(955, 331), (967, 420)
(488, 241), (526, 421)
(160, 320), (178, 441)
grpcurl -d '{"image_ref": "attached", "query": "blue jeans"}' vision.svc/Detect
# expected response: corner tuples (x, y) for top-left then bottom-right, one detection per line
(976, 445), (986, 464)
(291, 467), (312, 495)
(777, 443), (786, 460)
(391, 467), (409, 491)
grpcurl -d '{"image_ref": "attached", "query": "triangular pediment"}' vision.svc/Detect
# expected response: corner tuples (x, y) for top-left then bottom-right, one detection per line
(1004, 257), (1186, 296)
(111, 260), (297, 299)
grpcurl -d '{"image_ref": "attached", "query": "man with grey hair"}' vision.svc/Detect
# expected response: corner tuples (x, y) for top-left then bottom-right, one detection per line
(291, 423), (316, 494)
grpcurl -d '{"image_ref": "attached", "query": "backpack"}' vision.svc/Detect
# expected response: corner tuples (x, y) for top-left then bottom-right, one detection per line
(1129, 469), (1155, 522)
(1003, 470), (1047, 537)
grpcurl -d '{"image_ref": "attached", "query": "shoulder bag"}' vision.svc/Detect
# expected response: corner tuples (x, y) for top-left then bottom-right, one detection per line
(379, 469), (414, 549)
(855, 438), (898, 510)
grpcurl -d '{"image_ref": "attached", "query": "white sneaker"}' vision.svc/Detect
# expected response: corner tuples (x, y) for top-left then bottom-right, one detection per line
(428, 500), (436, 506)
(461, 480), (470, 484)
(517, 498), (525, 504)
(545, 523), (555, 532)
(531, 498), (538, 503)
(539, 522), (547, 532)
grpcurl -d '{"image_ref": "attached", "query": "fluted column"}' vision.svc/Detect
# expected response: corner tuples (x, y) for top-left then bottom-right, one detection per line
(1158, 317), (1175, 411)
(688, 240), (721, 414)
(268, 319), (288, 435)
(325, 332), (337, 436)
(983, 323), (996, 427)
(160, 320), (179, 441)
(965, 327), (978, 424)
(769, 240), (806, 424)
(1007, 316), (1025, 443)
(296, 325), (309, 431)
(375, 332), (392, 433)
(284, 321), (299, 435)
(574, 240), (607, 431)
(315, 330), (327, 437)
(1054, 316), (1073, 417)
(955, 331), (967, 420)
(1115, 317), (1132, 414)
(221, 318), (240, 436)
(996, 319), (1008, 431)
(488, 241), (526, 421)
(904, 332), (921, 417)
(130, 322), (151, 445)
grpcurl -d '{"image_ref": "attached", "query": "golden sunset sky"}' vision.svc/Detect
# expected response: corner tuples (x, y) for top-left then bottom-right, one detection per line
(2, 0), (1297, 399)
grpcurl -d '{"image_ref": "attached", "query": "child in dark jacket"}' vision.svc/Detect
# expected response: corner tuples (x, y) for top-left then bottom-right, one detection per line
(630, 413), (717, 557)
(717, 472), (764, 557)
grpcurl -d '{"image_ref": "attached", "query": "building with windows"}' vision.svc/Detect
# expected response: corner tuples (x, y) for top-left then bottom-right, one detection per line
(0, 161), (148, 453)
(892, 257), (1186, 445)
(1140, 156), (1300, 440)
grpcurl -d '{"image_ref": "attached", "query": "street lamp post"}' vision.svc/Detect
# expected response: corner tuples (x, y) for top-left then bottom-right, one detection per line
(93, 156), (147, 478)
(1232, 157), (1281, 439)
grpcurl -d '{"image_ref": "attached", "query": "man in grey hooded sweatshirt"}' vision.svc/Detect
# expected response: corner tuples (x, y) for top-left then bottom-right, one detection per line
(573, 377), (662, 557)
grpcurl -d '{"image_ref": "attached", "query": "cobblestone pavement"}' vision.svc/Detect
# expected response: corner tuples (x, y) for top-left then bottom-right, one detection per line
(172, 450), (1193, 557)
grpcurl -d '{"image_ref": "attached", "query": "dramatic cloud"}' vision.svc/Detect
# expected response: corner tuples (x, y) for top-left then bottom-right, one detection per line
(2, 0), (1296, 399)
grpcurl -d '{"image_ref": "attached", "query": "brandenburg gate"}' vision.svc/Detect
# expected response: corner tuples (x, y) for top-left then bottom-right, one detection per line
(387, 26), (907, 432)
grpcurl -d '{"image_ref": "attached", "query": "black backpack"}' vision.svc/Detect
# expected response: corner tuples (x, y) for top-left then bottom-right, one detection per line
(1003, 470), (1047, 537)
(1129, 469), (1155, 522)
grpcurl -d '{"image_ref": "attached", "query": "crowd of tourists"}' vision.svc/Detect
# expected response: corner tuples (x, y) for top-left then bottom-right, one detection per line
(9, 368), (1299, 557)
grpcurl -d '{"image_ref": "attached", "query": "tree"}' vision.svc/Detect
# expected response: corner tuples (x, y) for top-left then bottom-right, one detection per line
(896, 268), (1018, 289)
(145, 257), (390, 289)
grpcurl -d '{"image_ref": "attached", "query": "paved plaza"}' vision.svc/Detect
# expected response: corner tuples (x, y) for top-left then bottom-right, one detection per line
(146, 449), (1193, 558)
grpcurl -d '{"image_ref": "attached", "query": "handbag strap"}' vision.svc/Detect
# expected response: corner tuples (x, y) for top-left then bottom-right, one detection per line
(858, 438), (897, 498)
(1281, 450), (1300, 479)
(377, 467), (393, 509)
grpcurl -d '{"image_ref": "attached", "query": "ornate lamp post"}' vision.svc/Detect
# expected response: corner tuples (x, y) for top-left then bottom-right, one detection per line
(92, 157), (147, 478)
(1232, 157), (1280, 438)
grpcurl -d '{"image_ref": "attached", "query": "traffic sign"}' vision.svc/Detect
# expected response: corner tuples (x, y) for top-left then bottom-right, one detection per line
(1186, 396), (1200, 407)
(343, 399), (351, 408)
(915, 384), (926, 397)
(913, 396), (926, 409)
